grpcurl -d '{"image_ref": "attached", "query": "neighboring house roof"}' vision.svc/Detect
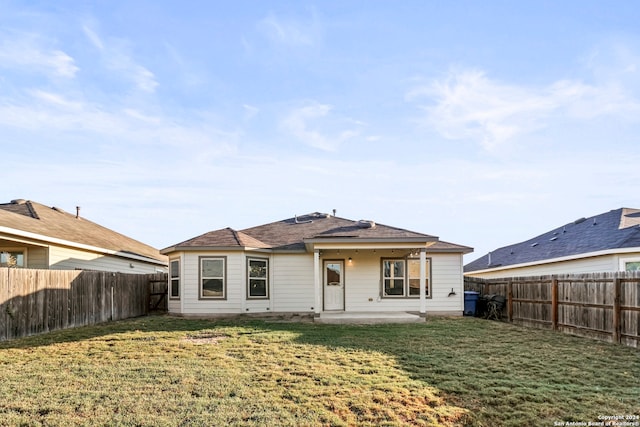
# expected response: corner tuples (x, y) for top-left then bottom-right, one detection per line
(464, 208), (640, 273)
(162, 212), (472, 254)
(0, 199), (166, 265)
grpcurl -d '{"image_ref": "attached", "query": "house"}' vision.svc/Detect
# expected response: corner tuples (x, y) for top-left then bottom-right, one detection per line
(161, 212), (472, 319)
(0, 199), (167, 273)
(464, 208), (640, 278)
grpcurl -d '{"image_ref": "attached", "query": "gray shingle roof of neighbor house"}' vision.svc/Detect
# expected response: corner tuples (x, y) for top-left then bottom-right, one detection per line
(464, 207), (640, 273)
(162, 212), (473, 253)
(0, 199), (167, 265)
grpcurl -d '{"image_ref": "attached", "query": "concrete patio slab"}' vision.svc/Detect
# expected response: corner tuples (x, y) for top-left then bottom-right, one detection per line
(315, 311), (424, 324)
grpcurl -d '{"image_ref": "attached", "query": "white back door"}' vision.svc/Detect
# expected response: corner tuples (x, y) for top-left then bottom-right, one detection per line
(324, 260), (344, 311)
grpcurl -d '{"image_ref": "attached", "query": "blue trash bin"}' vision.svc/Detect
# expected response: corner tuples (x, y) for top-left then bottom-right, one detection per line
(464, 291), (480, 316)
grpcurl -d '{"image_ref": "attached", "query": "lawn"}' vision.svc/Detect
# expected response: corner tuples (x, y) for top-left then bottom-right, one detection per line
(0, 315), (638, 426)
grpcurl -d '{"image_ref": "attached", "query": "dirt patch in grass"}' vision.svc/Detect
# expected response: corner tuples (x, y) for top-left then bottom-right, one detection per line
(183, 331), (229, 345)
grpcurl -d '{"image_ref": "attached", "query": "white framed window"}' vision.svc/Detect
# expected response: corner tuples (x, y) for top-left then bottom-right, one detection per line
(200, 256), (226, 299)
(0, 249), (25, 268)
(626, 262), (640, 271)
(382, 259), (405, 297)
(619, 257), (640, 272)
(247, 257), (269, 299)
(408, 258), (431, 298)
(169, 259), (180, 299)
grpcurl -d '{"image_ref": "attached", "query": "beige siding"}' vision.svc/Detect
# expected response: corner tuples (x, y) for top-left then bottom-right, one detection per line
(426, 253), (464, 314)
(180, 251), (244, 315)
(26, 246), (48, 269)
(271, 253), (315, 313)
(466, 254), (620, 279)
(48, 245), (160, 274)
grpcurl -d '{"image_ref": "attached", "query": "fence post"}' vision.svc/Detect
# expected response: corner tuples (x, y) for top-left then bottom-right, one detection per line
(507, 281), (513, 322)
(551, 277), (558, 331)
(613, 277), (621, 344)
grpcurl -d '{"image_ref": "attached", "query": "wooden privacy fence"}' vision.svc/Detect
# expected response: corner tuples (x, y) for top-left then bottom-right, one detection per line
(0, 268), (167, 342)
(465, 272), (640, 348)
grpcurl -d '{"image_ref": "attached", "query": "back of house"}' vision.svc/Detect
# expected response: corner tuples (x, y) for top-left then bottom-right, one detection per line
(162, 212), (473, 318)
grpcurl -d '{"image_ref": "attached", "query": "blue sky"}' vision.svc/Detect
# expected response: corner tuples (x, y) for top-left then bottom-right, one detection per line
(2, 1), (640, 262)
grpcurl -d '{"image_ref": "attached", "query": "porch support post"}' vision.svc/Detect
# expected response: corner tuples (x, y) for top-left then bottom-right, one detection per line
(419, 248), (426, 315)
(314, 249), (321, 315)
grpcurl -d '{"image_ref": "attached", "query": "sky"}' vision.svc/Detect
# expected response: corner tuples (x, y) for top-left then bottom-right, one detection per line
(2, 1), (640, 263)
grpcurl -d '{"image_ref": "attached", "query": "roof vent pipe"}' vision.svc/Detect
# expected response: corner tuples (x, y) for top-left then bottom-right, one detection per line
(332, 209), (336, 216)
(76, 206), (80, 219)
(488, 251), (491, 266)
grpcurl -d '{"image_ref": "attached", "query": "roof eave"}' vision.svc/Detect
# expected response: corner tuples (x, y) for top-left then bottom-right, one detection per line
(1, 226), (167, 266)
(161, 245), (273, 254)
(429, 247), (474, 255)
(304, 237), (440, 252)
(304, 236), (438, 244)
(464, 246), (640, 274)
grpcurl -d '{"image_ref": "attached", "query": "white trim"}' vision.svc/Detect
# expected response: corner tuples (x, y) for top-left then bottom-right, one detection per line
(0, 226), (166, 266)
(314, 250), (321, 315)
(467, 247), (640, 275)
(179, 253), (185, 314)
(619, 255), (640, 272)
(419, 249), (426, 314)
(308, 241), (432, 251)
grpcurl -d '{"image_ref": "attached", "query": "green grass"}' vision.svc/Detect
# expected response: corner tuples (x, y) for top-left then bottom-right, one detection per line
(0, 316), (638, 426)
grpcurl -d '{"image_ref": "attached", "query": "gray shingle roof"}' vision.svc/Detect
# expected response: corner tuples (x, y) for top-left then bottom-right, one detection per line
(464, 208), (640, 272)
(0, 199), (166, 264)
(164, 212), (471, 253)
(168, 227), (271, 249)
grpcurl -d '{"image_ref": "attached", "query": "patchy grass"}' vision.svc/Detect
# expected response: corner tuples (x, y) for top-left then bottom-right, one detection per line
(0, 316), (638, 426)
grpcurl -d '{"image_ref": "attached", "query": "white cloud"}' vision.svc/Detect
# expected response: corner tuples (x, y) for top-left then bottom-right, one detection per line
(82, 24), (158, 93)
(29, 89), (84, 110)
(0, 90), (236, 157)
(258, 11), (321, 46)
(82, 25), (104, 51)
(408, 69), (640, 151)
(243, 104), (259, 120)
(0, 34), (78, 78)
(281, 102), (359, 151)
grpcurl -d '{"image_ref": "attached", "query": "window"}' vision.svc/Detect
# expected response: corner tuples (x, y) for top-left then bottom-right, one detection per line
(0, 250), (24, 268)
(382, 259), (405, 296)
(169, 259), (180, 299)
(408, 258), (431, 297)
(247, 258), (269, 298)
(200, 256), (226, 299)
(620, 257), (640, 272)
(625, 261), (640, 272)
(381, 257), (431, 298)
